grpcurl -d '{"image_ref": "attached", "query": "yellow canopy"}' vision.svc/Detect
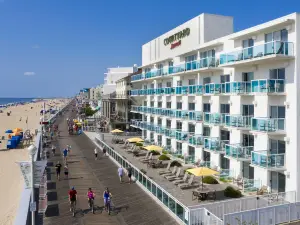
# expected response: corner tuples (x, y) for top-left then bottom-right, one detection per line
(186, 167), (219, 177)
(13, 128), (23, 132)
(111, 129), (123, 133)
(144, 145), (163, 151)
(127, 137), (144, 143)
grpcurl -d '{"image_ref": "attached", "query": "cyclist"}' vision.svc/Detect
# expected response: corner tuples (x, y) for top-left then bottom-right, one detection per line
(68, 186), (77, 212)
(103, 187), (112, 212)
(87, 188), (95, 211)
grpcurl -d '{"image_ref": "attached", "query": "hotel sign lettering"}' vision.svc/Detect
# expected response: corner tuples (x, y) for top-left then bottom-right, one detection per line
(164, 28), (190, 49)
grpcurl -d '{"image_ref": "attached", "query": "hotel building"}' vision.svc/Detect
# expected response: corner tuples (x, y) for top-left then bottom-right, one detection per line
(130, 13), (300, 199)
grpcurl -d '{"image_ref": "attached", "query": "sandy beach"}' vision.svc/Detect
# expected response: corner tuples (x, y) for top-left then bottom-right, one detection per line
(0, 99), (69, 225)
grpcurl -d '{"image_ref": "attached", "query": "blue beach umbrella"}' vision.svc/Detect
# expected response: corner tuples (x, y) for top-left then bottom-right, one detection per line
(5, 129), (13, 133)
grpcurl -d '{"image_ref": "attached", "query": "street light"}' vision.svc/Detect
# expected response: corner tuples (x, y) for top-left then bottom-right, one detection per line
(28, 144), (37, 225)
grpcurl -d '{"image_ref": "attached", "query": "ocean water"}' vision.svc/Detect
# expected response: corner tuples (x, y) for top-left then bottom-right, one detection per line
(0, 98), (36, 105)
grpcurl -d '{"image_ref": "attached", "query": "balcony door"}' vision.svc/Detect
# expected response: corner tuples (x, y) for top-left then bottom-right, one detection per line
(270, 106), (285, 130)
(271, 171), (286, 193)
(242, 39), (254, 59)
(242, 162), (254, 179)
(270, 139), (285, 154)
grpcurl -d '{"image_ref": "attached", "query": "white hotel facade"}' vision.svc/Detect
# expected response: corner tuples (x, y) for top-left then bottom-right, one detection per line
(130, 12), (300, 199)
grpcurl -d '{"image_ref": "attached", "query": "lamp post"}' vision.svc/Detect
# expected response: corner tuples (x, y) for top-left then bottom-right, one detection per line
(28, 144), (37, 225)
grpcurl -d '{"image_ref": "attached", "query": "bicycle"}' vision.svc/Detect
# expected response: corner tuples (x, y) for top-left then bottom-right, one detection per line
(70, 200), (76, 217)
(88, 198), (94, 213)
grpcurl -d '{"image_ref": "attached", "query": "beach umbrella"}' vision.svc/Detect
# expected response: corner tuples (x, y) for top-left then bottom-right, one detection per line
(111, 129), (123, 133)
(5, 129), (13, 133)
(144, 145), (163, 151)
(186, 167), (219, 189)
(127, 137), (144, 143)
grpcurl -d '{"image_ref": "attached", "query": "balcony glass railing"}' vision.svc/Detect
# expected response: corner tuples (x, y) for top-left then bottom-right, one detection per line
(186, 57), (217, 71)
(251, 118), (285, 132)
(199, 161), (211, 168)
(175, 131), (189, 141)
(188, 111), (203, 121)
(251, 151), (285, 169)
(225, 115), (252, 129)
(225, 144), (253, 160)
(169, 64), (185, 74)
(224, 81), (251, 94)
(220, 41), (294, 65)
(131, 73), (145, 81)
(164, 87), (176, 95)
(204, 138), (229, 152)
(188, 135), (205, 146)
(251, 79), (285, 93)
(204, 83), (226, 94)
(164, 128), (176, 138)
(204, 113), (226, 125)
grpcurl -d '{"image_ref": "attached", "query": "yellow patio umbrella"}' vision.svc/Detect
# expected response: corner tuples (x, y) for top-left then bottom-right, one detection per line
(144, 145), (163, 151)
(186, 167), (219, 189)
(111, 129), (123, 133)
(127, 137), (144, 143)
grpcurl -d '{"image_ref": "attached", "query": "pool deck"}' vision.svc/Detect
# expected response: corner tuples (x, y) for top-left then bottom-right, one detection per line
(42, 109), (178, 225)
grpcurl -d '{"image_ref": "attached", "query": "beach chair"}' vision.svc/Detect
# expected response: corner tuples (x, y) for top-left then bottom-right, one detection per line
(158, 161), (172, 175)
(141, 153), (153, 163)
(257, 185), (269, 195)
(161, 166), (177, 177)
(173, 172), (189, 185)
(179, 175), (199, 190)
(139, 152), (150, 162)
(165, 168), (182, 181)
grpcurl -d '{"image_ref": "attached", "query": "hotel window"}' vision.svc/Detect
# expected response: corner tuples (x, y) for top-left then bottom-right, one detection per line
(177, 102), (182, 109)
(168, 61), (174, 67)
(150, 132), (154, 141)
(203, 126), (210, 136)
(242, 105), (254, 116)
(166, 102), (171, 109)
(242, 39), (254, 48)
(270, 106), (285, 119)
(242, 72), (254, 82)
(177, 80), (182, 86)
(203, 77), (211, 85)
(143, 101), (147, 106)
(185, 54), (197, 62)
(176, 142), (182, 152)
(270, 68), (285, 79)
(150, 83), (154, 89)
(166, 81), (172, 87)
(189, 79), (195, 85)
(158, 118), (162, 126)
(157, 83), (163, 88)
(166, 138), (171, 147)
(150, 101), (154, 107)
(150, 117), (154, 123)
(265, 29), (288, 42)
(220, 104), (230, 114)
(145, 68), (151, 73)
(242, 134), (254, 147)
(176, 121), (182, 130)
(188, 124), (195, 133)
(189, 103), (195, 111)
(158, 135), (162, 145)
(143, 85), (147, 89)
(203, 103), (211, 112)
(200, 50), (215, 59)
(220, 75), (230, 83)
(220, 130), (230, 141)
(166, 120), (171, 128)
(270, 139), (285, 154)
(158, 101), (162, 108)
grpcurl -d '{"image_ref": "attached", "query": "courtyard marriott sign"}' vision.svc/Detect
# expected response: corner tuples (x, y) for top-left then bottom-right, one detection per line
(164, 28), (190, 49)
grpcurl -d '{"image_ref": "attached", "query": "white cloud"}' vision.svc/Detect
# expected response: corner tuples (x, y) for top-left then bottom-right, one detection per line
(32, 44), (40, 49)
(24, 72), (36, 76)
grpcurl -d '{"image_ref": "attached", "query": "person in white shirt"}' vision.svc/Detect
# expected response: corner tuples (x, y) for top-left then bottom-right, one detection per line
(94, 148), (98, 160)
(118, 167), (123, 183)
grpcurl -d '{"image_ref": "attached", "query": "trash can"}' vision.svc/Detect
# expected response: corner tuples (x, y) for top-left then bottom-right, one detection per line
(7, 139), (17, 149)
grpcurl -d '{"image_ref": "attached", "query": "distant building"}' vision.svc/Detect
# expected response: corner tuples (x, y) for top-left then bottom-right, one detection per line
(89, 85), (102, 100)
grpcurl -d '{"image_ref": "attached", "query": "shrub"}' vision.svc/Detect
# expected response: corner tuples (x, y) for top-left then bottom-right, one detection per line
(135, 142), (143, 147)
(170, 161), (182, 167)
(177, 155), (184, 159)
(219, 177), (232, 183)
(150, 150), (160, 155)
(158, 155), (170, 161)
(162, 150), (169, 155)
(224, 186), (242, 198)
(202, 176), (219, 184)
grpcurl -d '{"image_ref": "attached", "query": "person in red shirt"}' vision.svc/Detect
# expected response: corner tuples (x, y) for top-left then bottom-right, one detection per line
(68, 187), (77, 212)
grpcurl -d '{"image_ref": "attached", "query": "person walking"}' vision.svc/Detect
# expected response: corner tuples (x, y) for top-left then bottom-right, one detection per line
(127, 166), (133, 184)
(63, 148), (68, 163)
(118, 166), (123, 183)
(94, 148), (98, 160)
(64, 164), (69, 179)
(103, 147), (107, 156)
(55, 161), (62, 181)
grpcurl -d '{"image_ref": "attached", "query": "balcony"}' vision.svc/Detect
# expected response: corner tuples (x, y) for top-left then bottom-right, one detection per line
(225, 115), (252, 129)
(185, 57), (218, 72)
(250, 79), (285, 94)
(164, 128), (176, 138)
(175, 131), (189, 142)
(204, 113), (227, 125)
(219, 41), (294, 67)
(204, 138), (229, 153)
(169, 64), (185, 75)
(188, 111), (203, 122)
(188, 135), (205, 146)
(204, 83), (226, 95)
(225, 144), (253, 161)
(131, 73), (145, 81)
(251, 150), (286, 171)
(251, 118), (285, 133)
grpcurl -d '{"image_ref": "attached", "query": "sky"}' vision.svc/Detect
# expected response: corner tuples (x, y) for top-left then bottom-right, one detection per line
(0, 0), (298, 98)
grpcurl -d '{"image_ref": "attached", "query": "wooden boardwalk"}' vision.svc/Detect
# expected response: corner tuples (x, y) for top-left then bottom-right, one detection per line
(43, 109), (178, 225)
